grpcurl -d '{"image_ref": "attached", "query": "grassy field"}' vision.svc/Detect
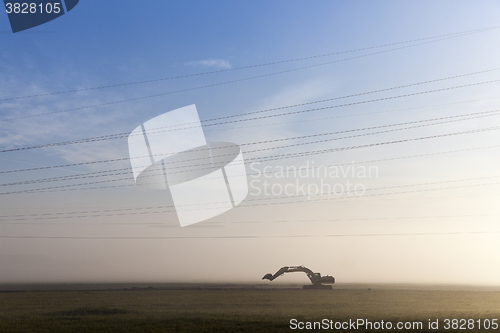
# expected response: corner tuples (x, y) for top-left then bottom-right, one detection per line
(1, 285), (500, 332)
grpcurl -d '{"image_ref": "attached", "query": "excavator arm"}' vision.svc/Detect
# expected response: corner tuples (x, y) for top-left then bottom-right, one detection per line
(262, 266), (293, 281)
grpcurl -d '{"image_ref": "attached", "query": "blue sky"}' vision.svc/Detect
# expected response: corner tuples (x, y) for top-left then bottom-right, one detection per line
(1, 1), (500, 285)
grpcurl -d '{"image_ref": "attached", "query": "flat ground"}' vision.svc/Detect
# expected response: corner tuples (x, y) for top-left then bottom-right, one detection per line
(1, 284), (500, 332)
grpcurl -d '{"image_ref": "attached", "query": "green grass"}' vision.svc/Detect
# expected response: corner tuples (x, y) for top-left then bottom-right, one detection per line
(1, 288), (500, 332)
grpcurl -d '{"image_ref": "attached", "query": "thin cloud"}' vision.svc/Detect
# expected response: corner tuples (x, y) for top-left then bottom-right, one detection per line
(185, 58), (231, 69)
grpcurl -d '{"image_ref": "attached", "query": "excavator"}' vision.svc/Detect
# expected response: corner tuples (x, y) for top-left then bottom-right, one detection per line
(262, 266), (335, 290)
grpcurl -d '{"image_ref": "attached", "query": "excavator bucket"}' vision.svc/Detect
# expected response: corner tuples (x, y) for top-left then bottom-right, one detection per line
(262, 274), (273, 280)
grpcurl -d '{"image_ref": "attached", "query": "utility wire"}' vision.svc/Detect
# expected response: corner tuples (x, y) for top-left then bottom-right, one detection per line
(1, 96), (498, 175)
(3, 72), (500, 153)
(1, 231), (499, 240)
(1, 143), (500, 215)
(0, 175), (499, 222)
(1, 120), (499, 195)
(2, 213), (499, 225)
(1, 28), (496, 122)
(2, 108), (499, 186)
(1, 25), (497, 103)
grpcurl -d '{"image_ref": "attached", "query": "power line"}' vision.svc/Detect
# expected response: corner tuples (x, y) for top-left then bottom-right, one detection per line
(1, 96), (498, 175)
(3, 73), (500, 153)
(232, 96), (500, 132)
(156, 123), (500, 176)
(2, 107), (497, 187)
(1, 122), (499, 195)
(256, 125), (500, 164)
(201, 79), (500, 128)
(3, 213), (499, 225)
(2, 29), (496, 122)
(199, 68), (500, 124)
(1, 25), (497, 103)
(2, 142), (500, 206)
(1, 174), (498, 220)
(1, 231), (499, 240)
